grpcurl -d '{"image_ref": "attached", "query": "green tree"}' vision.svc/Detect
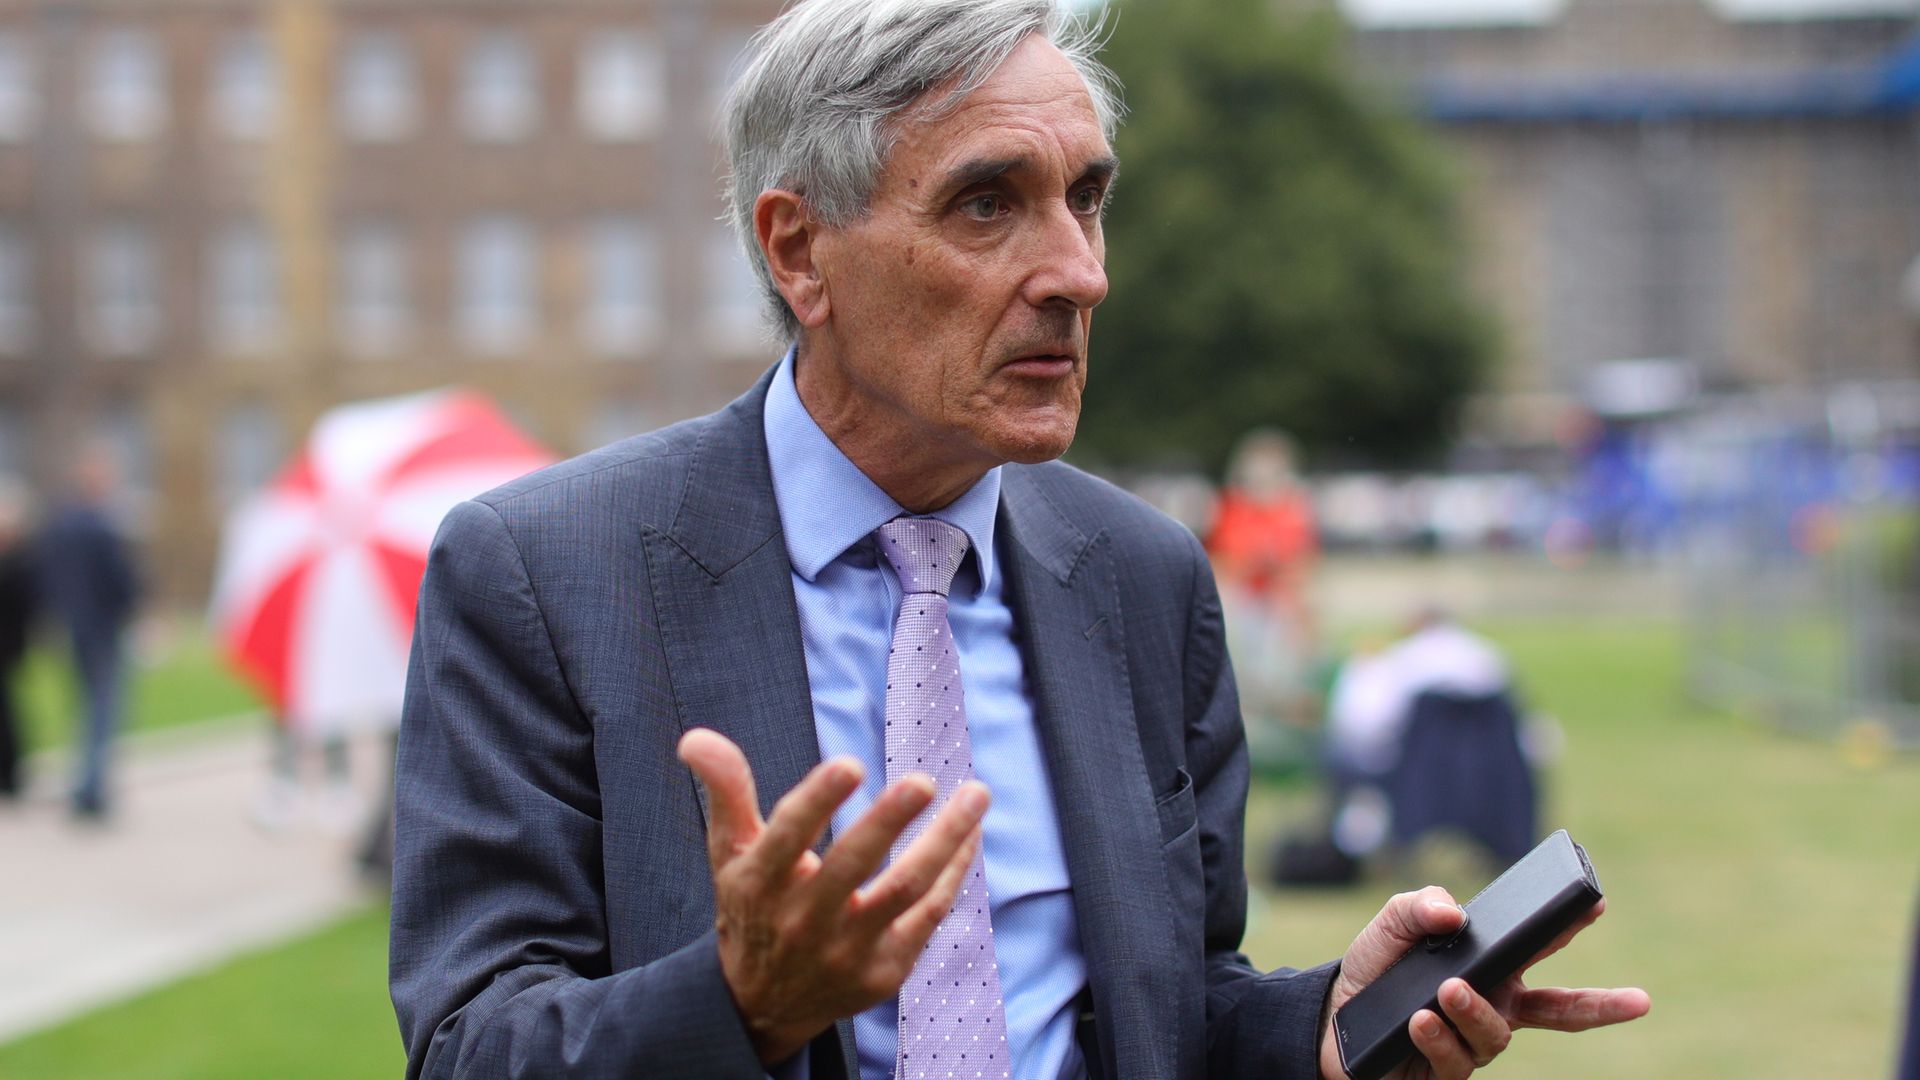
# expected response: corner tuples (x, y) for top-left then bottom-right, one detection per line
(1077, 0), (1494, 473)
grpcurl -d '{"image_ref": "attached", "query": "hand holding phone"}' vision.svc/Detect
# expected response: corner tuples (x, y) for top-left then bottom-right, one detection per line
(1330, 830), (1607, 1080)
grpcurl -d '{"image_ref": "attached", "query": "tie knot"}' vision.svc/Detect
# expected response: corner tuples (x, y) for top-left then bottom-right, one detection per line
(875, 517), (970, 597)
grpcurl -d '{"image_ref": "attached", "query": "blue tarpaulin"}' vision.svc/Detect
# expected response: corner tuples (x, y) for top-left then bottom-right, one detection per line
(1422, 34), (1920, 121)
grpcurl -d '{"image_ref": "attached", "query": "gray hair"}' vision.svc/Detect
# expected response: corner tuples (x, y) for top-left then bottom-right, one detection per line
(721, 0), (1124, 339)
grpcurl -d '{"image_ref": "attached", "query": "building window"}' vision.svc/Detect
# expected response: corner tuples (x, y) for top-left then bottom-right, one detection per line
(211, 29), (277, 140)
(583, 217), (659, 358)
(208, 221), (279, 353)
(86, 28), (168, 141)
(577, 32), (662, 142)
(587, 398), (656, 452)
(214, 401), (284, 509)
(95, 399), (155, 523)
(85, 223), (161, 356)
(0, 35), (37, 141)
(704, 227), (765, 354)
(337, 31), (417, 142)
(0, 226), (30, 353)
(457, 216), (537, 356)
(460, 31), (538, 142)
(337, 221), (411, 358)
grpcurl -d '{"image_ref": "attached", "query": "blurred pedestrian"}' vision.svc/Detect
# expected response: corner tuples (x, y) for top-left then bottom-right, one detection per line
(1208, 429), (1320, 728)
(250, 719), (357, 833)
(37, 445), (140, 821)
(0, 478), (37, 801)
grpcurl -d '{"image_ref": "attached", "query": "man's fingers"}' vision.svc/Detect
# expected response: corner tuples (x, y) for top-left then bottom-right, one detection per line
(1398, 886), (1466, 941)
(678, 728), (764, 868)
(749, 755), (865, 881)
(885, 822), (983, 952)
(851, 782), (990, 929)
(1507, 986), (1651, 1032)
(1407, 1008), (1477, 1080)
(1436, 978), (1511, 1068)
(812, 774), (937, 908)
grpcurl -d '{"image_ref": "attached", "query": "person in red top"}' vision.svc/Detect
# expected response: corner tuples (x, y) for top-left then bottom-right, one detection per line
(1209, 429), (1319, 725)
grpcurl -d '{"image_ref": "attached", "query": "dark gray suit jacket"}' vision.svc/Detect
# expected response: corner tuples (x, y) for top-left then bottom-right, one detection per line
(390, 370), (1338, 1078)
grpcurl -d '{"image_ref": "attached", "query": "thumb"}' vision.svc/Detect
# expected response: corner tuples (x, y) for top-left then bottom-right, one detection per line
(1335, 887), (1464, 1003)
(678, 728), (764, 866)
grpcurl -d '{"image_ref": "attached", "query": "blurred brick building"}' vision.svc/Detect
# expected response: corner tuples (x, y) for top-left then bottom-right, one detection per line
(0, 0), (782, 604)
(1339, 0), (1920, 453)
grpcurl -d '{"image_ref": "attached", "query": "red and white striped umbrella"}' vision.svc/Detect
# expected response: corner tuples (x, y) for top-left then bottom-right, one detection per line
(210, 389), (554, 735)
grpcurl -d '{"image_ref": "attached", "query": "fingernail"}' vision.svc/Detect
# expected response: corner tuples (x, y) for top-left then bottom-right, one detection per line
(954, 785), (988, 815)
(1447, 984), (1471, 1010)
(1420, 1014), (1443, 1038)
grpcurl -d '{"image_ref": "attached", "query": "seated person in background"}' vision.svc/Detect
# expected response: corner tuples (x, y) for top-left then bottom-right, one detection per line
(1322, 608), (1514, 859)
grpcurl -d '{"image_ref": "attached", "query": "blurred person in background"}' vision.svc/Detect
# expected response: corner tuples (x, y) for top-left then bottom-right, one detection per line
(1380, 607), (1511, 714)
(36, 444), (140, 822)
(1209, 429), (1320, 729)
(0, 477), (36, 801)
(1278, 609), (1522, 881)
(250, 718), (357, 834)
(391, 4), (1647, 1077)
(1367, 608), (1534, 867)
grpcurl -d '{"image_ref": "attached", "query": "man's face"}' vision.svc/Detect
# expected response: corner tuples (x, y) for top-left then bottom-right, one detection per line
(804, 34), (1115, 474)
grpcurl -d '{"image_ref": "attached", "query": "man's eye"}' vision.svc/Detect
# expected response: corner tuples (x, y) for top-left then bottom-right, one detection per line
(1071, 186), (1105, 214)
(961, 194), (1004, 220)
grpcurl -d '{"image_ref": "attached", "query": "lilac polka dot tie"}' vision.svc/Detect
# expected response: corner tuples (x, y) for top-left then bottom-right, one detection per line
(876, 517), (1010, 1080)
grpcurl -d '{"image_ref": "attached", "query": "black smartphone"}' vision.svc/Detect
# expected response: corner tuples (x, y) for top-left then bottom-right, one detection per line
(1331, 829), (1604, 1080)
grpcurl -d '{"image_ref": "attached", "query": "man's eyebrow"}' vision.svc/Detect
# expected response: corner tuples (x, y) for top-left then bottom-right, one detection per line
(937, 153), (1122, 195)
(1080, 155), (1120, 186)
(941, 156), (1026, 193)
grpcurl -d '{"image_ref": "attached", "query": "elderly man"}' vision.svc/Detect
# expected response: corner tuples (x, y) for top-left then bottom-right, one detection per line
(389, 2), (1648, 1078)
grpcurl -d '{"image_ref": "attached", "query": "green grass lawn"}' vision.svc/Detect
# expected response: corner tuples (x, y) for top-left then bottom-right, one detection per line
(1243, 617), (1920, 1080)
(2, 616), (1914, 1078)
(16, 631), (261, 755)
(0, 905), (401, 1080)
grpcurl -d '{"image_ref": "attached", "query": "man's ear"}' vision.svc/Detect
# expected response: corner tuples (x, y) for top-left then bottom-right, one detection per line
(755, 189), (830, 329)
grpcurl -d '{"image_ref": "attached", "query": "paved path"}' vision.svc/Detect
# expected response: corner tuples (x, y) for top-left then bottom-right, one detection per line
(0, 722), (390, 1044)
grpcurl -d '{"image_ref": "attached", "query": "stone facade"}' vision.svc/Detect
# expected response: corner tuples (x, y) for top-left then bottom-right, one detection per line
(0, 0), (782, 603)
(1347, 0), (1920, 447)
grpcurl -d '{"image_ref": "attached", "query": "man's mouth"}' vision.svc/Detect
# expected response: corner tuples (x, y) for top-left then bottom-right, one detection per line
(1001, 352), (1078, 377)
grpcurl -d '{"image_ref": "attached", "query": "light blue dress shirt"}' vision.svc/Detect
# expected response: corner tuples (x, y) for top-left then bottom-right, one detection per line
(763, 350), (1089, 1080)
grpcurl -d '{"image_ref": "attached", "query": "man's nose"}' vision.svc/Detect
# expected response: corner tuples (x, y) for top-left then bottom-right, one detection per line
(1025, 206), (1108, 311)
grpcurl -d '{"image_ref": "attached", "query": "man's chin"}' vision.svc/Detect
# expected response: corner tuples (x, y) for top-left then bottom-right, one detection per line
(990, 418), (1078, 465)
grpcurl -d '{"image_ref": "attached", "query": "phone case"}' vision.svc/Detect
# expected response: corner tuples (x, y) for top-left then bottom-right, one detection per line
(1331, 829), (1604, 1080)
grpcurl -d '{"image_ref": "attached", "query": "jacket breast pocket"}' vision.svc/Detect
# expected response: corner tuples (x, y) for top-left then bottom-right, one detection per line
(1155, 766), (1196, 847)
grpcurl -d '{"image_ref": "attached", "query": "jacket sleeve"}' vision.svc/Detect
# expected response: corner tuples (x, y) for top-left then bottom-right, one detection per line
(1178, 530), (1341, 1078)
(389, 499), (766, 1079)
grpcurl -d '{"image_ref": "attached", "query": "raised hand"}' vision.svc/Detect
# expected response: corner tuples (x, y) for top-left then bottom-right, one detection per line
(1318, 887), (1651, 1079)
(677, 727), (988, 1065)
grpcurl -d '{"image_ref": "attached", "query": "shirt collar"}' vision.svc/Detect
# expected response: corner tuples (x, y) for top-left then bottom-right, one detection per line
(763, 347), (1000, 593)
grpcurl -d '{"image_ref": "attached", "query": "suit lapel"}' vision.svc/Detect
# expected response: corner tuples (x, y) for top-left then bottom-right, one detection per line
(999, 467), (1180, 1080)
(641, 372), (858, 1076)
(644, 371), (822, 822)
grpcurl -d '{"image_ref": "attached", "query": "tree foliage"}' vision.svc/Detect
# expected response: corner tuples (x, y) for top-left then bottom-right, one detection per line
(1076, 0), (1495, 473)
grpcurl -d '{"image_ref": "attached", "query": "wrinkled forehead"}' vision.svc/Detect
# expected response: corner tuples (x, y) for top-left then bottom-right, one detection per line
(880, 35), (1114, 182)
